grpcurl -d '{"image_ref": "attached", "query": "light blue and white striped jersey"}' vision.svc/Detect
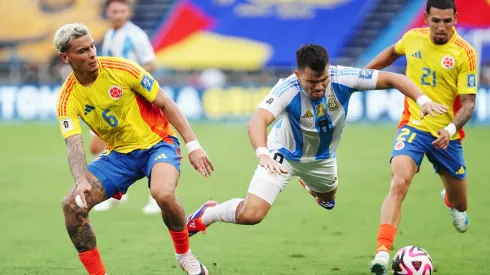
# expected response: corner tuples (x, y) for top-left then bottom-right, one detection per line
(101, 21), (156, 65)
(258, 66), (379, 163)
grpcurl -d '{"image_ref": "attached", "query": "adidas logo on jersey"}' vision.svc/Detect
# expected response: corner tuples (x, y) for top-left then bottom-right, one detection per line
(154, 153), (167, 160)
(302, 109), (314, 119)
(456, 166), (465, 175)
(411, 51), (422, 59)
(84, 104), (95, 115)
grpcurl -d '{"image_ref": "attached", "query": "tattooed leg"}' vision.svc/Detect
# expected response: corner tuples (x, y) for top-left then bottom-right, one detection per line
(61, 172), (107, 252)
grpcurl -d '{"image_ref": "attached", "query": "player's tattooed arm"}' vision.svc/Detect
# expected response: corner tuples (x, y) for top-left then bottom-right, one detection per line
(453, 94), (476, 129)
(65, 134), (88, 180)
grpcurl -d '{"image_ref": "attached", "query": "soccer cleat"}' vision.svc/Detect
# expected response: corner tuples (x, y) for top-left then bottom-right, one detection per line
(369, 251), (389, 275)
(142, 195), (160, 214)
(441, 189), (468, 233)
(92, 198), (114, 212)
(177, 251), (209, 275)
(92, 195), (128, 212)
(298, 177), (335, 210)
(187, 200), (218, 237)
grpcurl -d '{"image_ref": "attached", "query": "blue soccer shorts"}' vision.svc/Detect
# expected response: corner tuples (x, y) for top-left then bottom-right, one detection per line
(88, 138), (182, 199)
(391, 125), (466, 179)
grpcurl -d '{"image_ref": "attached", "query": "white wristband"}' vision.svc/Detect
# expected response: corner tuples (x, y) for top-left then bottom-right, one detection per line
(416, 95), (432, 107)
(444, 123), (457, 137)
(185, 140), (201, 154)
(255, 147), (269, 158)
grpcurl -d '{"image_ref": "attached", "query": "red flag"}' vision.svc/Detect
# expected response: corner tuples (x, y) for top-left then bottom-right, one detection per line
(152, 1), (215, 51)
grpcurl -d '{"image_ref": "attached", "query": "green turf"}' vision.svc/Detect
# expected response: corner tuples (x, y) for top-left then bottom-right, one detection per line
(1, 123), (489, 274)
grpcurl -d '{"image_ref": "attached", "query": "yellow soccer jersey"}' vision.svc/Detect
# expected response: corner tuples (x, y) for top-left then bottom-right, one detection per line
(394, 27), (477, 140)
(56, 57), (176, 153)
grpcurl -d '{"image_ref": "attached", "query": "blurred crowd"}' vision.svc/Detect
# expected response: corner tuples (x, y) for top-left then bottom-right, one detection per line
(1, 0), (489, 88)
(6, 60), (489, 88)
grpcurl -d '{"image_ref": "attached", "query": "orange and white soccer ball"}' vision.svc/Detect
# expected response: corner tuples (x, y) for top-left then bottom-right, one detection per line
(392, 246), (433, 275)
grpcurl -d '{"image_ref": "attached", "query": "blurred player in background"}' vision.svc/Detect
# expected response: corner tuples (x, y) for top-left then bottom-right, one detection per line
(365, 0), (477, 274)
(54, 23), (212, 275)
(186, 45), (447, 246)
(92, 0), (159, 213)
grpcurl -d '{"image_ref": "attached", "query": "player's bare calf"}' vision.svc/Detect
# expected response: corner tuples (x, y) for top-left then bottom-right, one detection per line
(187, 193), (270, 237)
(61, 170), (107, 252)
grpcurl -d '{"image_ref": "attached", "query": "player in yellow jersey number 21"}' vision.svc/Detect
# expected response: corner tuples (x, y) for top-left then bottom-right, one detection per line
(365, 0), (478, 274)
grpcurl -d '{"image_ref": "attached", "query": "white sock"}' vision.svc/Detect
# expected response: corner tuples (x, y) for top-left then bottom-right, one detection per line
(148, 194), (157, 203)
(375, 251), (390, 261)
(201, 198), (244, 226)
(176, 249), (192, 260)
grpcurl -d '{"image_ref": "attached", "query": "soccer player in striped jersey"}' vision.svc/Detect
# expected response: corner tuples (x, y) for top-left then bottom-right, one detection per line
(54, 23), (212, 275)
(92, 0), (159, 213)
(365, 1), (477, 274)
(185, 45), (447, 249)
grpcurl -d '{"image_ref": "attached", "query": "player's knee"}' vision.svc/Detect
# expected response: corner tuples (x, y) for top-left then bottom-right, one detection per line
(151, 189), (175, 207)
(390, 174), (411, 199)
(61, 194), (80, 213)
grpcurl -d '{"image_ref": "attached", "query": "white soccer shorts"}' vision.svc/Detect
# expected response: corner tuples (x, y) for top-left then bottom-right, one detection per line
(247, 150), (338, 205)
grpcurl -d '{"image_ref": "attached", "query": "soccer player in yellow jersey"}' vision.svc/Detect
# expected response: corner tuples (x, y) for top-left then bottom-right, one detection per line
(365, 1), (477, 274)
(54, 23), (212, 275)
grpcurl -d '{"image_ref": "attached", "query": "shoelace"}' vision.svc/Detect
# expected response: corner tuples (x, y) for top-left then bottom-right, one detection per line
(179, 254), (201, 273)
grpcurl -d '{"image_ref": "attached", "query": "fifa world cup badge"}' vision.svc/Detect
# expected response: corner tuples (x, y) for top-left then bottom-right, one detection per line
(315, 103), (327, 117)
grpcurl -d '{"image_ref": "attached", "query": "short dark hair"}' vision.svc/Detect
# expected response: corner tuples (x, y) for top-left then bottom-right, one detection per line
(296, 44), (329, 73)
(105, 0), (131, 8)
(426, 0), (456, 14)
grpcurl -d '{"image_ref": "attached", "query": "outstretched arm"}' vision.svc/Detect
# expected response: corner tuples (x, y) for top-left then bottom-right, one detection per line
(375, 71), (448, 118)
(375, 72), (424, 102)
(364, 45), (402, 70)
(152, 89), (214, 177)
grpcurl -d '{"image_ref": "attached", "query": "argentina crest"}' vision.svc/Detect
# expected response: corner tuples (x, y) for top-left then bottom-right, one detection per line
(327, 93), (340, 111)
